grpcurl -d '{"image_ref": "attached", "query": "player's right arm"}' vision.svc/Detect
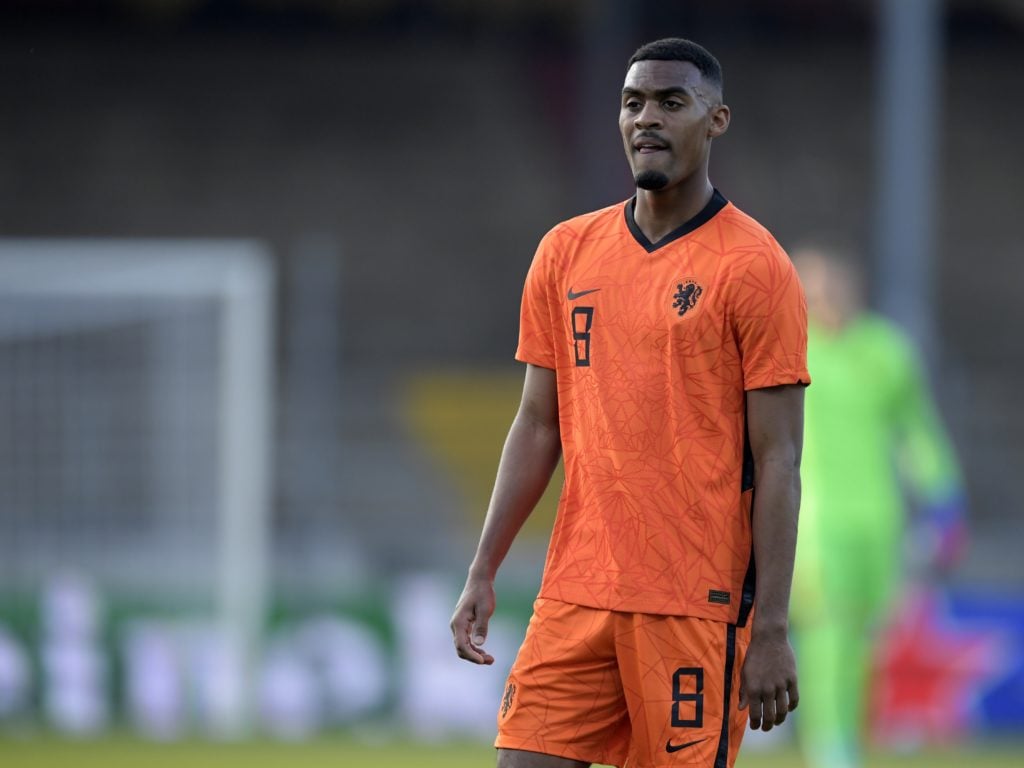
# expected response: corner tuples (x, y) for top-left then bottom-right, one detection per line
(451, 363), (561, 665)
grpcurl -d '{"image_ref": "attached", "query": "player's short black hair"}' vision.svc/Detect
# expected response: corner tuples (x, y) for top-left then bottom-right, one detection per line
(627, 38), (724, 95)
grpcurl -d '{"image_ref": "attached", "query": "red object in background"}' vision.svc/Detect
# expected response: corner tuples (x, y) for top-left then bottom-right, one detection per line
(869, 587), (1005, 747)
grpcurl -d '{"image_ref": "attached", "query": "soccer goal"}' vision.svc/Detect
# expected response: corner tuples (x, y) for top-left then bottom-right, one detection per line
(0, 240), (276, 734)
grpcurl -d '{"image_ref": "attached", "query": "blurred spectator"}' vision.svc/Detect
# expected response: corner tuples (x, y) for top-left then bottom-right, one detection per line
(123, 622), (186, 740)
(40, 573), (110, 734)
(0, 626), (30, 722)
(789, 241), (967, 768)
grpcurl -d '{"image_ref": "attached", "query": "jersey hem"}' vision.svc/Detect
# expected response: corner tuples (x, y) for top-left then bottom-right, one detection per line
(744, 369), (811, 391)
(514, 350), (556, 370)
(537, 588), (741, 624)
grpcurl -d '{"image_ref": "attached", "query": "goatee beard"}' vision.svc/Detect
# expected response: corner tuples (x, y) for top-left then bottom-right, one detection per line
(635, 170), (669, 191)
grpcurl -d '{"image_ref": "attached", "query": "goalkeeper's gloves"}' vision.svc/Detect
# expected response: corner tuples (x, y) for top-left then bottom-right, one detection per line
(916, 490), (967, 571)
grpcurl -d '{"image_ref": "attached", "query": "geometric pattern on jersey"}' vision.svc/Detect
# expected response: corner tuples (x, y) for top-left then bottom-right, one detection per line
(516, 191), (810, 622)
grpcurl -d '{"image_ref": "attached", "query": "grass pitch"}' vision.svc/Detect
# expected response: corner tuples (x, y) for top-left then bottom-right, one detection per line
(0, 736), (1022, 767)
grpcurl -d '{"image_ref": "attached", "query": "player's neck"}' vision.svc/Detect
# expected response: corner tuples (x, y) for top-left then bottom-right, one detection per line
(633, 176), (714, 244)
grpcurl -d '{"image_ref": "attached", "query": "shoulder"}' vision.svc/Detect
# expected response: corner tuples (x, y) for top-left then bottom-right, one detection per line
(715, 202), (786, 254)
(712, 204), (797, 298)
(542, 201), (626, 249)
(706, 204), (793, 287)
(530, 202), (627, 275)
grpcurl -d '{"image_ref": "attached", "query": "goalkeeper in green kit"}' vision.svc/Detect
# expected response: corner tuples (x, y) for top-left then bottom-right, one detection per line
(789, 242), (966, 768)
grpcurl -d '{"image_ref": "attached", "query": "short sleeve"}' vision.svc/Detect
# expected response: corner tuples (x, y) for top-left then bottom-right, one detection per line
(733, 242), (811, 390)
(515, 228), (559, 370)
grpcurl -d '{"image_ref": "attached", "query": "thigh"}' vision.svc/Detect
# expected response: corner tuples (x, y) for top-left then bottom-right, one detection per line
(496, 599), (631, 767)
(497, 748), (590, 768)
(616, 613), (749, 768)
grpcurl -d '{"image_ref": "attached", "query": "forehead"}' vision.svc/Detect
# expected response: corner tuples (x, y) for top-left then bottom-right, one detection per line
(793, 249), (859, 284)
(622, 59), (706, 93)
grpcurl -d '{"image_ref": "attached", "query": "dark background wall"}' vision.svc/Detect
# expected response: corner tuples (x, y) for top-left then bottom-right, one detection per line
(1, 0), (1021, 588)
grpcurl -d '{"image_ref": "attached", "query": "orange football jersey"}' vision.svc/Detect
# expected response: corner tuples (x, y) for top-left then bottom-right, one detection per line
(516, 191), (810, 624)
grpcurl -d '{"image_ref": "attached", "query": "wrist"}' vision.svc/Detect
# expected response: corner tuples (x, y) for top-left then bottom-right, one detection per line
(751, 616), (789, 640)
(922, 490), (966, 527)
(468, 560), (497, 582)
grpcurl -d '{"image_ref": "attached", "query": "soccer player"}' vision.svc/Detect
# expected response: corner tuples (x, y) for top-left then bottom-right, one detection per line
(789, 242), (966, 768)
(451, 38), (810, 768)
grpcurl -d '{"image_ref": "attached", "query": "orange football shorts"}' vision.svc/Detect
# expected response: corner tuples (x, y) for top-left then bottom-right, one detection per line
(495, 598), (751, 768)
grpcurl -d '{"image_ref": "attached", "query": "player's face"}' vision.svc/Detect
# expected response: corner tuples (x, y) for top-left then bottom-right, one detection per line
(793, 248), (864, 327)
(619, 60), (729, 192)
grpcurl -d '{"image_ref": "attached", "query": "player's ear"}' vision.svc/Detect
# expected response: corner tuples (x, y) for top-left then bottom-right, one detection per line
(708, 103), (730, 138)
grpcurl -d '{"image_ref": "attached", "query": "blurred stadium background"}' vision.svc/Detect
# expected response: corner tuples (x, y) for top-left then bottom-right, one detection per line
(0, 0), (1022, 765)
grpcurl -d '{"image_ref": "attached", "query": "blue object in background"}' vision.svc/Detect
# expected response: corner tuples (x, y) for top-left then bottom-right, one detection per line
(946, 590), (1024, 736)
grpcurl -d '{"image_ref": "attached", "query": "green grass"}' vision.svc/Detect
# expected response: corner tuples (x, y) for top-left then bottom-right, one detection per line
(0, 738), (487, 768)
(0, 736), (1021, 767)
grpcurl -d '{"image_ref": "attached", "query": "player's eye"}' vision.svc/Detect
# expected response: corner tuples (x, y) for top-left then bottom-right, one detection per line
(624, 98), (642, 111)
(662, 99), (683, 110)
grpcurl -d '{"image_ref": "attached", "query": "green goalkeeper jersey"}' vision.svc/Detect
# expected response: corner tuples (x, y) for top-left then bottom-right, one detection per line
(794, 313), (962, 616)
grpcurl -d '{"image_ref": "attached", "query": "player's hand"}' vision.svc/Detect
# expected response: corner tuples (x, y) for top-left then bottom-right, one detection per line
(738, 630), (799, 731)
(450, 576), (496, 665)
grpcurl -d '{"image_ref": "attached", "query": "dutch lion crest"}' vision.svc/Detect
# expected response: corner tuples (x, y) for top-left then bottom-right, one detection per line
(672, 279), (703, 317)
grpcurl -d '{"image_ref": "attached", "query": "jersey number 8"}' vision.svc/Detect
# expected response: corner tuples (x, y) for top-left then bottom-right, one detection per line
(572, 307), (594, 367)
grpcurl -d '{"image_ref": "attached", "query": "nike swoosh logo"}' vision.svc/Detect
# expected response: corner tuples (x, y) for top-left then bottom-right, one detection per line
(567, 287), (601, 300)
(665, 737), (707, 753)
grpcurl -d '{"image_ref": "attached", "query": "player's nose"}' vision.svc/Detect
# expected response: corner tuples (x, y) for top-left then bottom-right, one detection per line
(634, 102), (663, 129)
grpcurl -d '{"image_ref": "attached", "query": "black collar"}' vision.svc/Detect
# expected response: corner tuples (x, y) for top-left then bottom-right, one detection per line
(625, 189), (728, 253)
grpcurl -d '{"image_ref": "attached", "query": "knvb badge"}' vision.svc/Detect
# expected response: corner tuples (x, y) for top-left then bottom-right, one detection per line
(672, 279), (703, 317)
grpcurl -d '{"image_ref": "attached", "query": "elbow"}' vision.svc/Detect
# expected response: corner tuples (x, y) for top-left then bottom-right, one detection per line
(513, 409), (561, 449)
(756, 448), (801, 477)
(754, 451), (802, 497)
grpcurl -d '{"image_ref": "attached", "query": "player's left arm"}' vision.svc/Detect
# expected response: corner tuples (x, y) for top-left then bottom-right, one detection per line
(738, 383), (804, 732)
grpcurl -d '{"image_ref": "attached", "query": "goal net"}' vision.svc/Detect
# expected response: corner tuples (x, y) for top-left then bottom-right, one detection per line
(0, 239), (275, 734)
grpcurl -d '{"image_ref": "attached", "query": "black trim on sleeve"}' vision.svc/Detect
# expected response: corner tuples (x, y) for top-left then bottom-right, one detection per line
(624, 189), (728, 253)
(713, 623), (738, 768)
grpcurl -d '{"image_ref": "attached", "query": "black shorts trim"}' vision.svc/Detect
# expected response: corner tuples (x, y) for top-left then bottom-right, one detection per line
(713, 623), (738, 768)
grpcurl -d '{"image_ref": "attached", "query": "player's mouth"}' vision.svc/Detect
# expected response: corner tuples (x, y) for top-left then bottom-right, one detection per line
(634, 134), (668, 154)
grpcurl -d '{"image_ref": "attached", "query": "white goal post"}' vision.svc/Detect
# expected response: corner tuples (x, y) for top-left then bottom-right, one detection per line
(0, 239), (275, 734)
